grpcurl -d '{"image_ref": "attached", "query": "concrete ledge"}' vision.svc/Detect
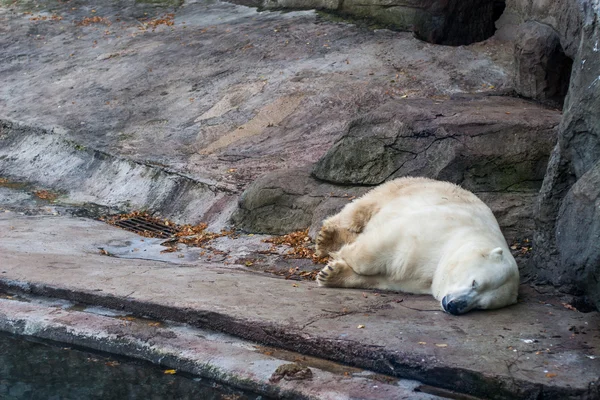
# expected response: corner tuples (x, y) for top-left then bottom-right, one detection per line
(0, 213), (598, 399)
(0, 298), (437, 400)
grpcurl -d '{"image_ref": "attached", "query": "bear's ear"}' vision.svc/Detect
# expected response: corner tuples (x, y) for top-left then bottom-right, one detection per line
(489, 247), (503, 261)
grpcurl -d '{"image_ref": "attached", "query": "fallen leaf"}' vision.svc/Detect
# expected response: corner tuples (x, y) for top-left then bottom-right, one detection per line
(418, 342), (427, 345)
(292, 283), (299, 287)
(435, 343), (448, 348)
(357, 325), (365, 329)
(545, 372), (557, 378)
(164, 369), (177, 375)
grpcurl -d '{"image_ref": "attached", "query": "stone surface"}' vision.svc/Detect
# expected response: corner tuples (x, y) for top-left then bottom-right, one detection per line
(312, 96), (560, 189)
(532, 1), (600, 309)
(0, 0), (514, 228)
(498, 0), (583, 58)
(514, 21), (573, 104)
(231, 166), (368, 235)
(0, 120), (237, 230)
(0, 210), (599, 400)
(261, 0), (501, 45)
(556, 161), (600, 304)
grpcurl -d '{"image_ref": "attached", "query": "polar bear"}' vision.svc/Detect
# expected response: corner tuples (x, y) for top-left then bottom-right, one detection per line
(315, 177), (519, 315)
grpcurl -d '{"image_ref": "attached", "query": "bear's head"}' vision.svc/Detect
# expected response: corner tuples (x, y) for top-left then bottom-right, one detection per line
(434, 247), (519, 315)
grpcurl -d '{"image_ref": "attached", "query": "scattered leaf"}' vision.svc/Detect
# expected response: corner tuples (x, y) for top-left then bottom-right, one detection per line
(33, 190), (58, 201)
(76, 16), (111, 26)
(435, 343), (448, 348)
(357, 325), (365, 329)
(164, 369), (177, 375)
(418, 342), (427, 345)
(545, 372), (557, 378)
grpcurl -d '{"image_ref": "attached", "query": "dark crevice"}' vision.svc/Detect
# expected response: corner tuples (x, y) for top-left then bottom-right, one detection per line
(492, 1), (506, 26)
(548, 53), (573, 108)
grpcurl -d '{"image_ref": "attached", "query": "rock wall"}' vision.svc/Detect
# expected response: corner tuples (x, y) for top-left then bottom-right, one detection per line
(257, 0), (502, 45)
(499, 0), (582, 57)
(532, 0), (600, 309)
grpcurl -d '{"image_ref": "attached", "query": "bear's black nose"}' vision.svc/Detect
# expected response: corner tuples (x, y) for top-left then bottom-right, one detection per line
(442, 296), (466, 315)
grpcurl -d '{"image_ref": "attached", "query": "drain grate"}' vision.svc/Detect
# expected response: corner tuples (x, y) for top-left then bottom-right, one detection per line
(112, 216), (178, 239)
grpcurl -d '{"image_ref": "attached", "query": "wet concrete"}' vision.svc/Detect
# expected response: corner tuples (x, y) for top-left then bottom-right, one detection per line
(0, 203), (598, 399)
(0, 332), (266, 400)
(0, 294), (440, 400)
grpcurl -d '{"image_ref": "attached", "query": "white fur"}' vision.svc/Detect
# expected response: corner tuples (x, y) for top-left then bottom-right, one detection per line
(316, 177), (519, 313)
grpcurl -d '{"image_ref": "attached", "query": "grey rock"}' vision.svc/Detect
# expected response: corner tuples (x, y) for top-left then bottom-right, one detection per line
(230, 167), (367, 235)
(312, 96), (560, 192)
(499, 0), (583, 58)
(556, 161), (600, 304)
(532, 0), (600, 309)
(261, 0), (500, 45)
(514, 21), (572, 104)
(263, 0), (339, 10)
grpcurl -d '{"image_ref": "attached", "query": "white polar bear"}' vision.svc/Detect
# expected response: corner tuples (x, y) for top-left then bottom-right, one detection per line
(315, 177), (519, 315)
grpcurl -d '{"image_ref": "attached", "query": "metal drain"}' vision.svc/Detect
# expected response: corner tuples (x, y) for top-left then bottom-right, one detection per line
(112, 217), (178, 239)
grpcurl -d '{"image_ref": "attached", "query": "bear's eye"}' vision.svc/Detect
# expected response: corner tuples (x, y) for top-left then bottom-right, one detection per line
(472, 279), (478, 289)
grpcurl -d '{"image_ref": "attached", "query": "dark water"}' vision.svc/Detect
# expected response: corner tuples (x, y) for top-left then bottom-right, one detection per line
(0, 333), (266, 400)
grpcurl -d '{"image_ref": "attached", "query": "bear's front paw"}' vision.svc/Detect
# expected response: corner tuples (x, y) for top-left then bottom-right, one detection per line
(317, 258), (353, 287)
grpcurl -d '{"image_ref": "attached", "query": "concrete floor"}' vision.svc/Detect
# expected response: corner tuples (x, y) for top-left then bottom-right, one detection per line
(0, 186), (598, 399)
